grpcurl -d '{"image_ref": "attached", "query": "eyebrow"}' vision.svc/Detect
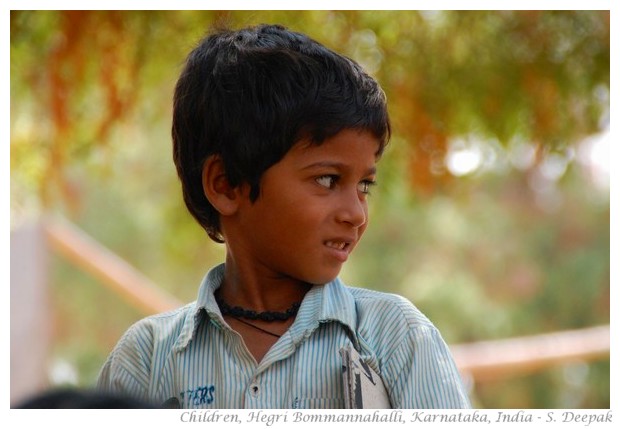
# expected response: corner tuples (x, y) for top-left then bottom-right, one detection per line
(301, 161), (377, 177)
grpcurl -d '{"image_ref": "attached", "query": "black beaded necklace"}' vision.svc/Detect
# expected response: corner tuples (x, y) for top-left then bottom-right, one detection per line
(215, 294), (301, 322)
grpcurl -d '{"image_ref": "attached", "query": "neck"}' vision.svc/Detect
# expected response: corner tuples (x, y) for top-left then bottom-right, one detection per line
(219, 252), (311, 312)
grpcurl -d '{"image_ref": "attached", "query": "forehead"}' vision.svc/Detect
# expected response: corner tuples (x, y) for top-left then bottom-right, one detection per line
(288, 129), (382, 166)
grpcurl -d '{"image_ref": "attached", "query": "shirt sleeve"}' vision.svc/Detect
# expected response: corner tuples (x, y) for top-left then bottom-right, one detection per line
(96, 322), (153, 403)
(381, 324), (471, 409)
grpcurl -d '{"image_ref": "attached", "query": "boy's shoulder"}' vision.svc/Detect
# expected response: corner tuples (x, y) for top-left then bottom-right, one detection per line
(341, 284), (438, 352)
(134, 301), (195, 328)
(117, 302), (197, 352)
(345, 285), (433, 327)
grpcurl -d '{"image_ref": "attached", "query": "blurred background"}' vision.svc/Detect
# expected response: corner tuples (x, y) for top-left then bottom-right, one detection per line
(10, 10), (610, 408)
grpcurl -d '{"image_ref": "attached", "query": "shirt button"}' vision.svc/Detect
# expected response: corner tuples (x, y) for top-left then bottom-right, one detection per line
(250, 383), (260, 397)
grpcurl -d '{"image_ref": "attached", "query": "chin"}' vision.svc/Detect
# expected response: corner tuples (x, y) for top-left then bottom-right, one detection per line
(304, 271), (341, 286)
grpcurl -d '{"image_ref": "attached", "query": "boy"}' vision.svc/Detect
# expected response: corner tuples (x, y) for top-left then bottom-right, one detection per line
(97, 24), (470, 409)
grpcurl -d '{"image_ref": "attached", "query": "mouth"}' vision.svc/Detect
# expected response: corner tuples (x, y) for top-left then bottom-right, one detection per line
(324, 238), (355, 254)
(324, 239), (354, 263)
(325, 240), (349, 251)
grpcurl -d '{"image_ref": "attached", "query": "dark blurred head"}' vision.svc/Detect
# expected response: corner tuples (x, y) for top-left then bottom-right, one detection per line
(16, 388), (156, 409)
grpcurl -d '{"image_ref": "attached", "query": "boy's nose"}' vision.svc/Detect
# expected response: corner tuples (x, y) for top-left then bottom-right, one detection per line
(336, 190), (367, 228)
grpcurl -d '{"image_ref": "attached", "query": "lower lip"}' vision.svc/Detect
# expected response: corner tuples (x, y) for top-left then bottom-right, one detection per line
(324, 245), (350, 263)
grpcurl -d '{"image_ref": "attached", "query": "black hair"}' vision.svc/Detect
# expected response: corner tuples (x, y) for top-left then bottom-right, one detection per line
(15, 388), (157, 409)
(172, 24), (391, 242)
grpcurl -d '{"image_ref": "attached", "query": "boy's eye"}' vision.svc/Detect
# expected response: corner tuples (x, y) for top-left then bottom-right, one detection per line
(316, 175), (376, 195)
(316, 175), (337, 189)
(358, 179), (376, 195)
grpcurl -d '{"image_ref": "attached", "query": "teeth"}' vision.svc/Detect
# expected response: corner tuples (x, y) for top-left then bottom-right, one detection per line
(326, 241), (347, 250)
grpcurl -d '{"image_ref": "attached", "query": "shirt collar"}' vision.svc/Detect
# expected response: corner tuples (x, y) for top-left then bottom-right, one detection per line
(174, 263), (359, 351)
(173, 264), (225, 352)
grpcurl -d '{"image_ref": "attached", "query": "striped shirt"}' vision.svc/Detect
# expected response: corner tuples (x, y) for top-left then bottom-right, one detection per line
(97, 263), (471, 409)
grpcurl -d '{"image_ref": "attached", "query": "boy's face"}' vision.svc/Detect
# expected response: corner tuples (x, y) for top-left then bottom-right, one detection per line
(229, 129), (380, 286)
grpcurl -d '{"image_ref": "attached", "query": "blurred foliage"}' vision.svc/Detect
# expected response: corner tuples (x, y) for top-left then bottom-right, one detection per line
(10, 11), (609, 408)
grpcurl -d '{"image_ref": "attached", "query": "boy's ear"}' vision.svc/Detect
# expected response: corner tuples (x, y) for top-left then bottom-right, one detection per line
(202, 155), (241, 216)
